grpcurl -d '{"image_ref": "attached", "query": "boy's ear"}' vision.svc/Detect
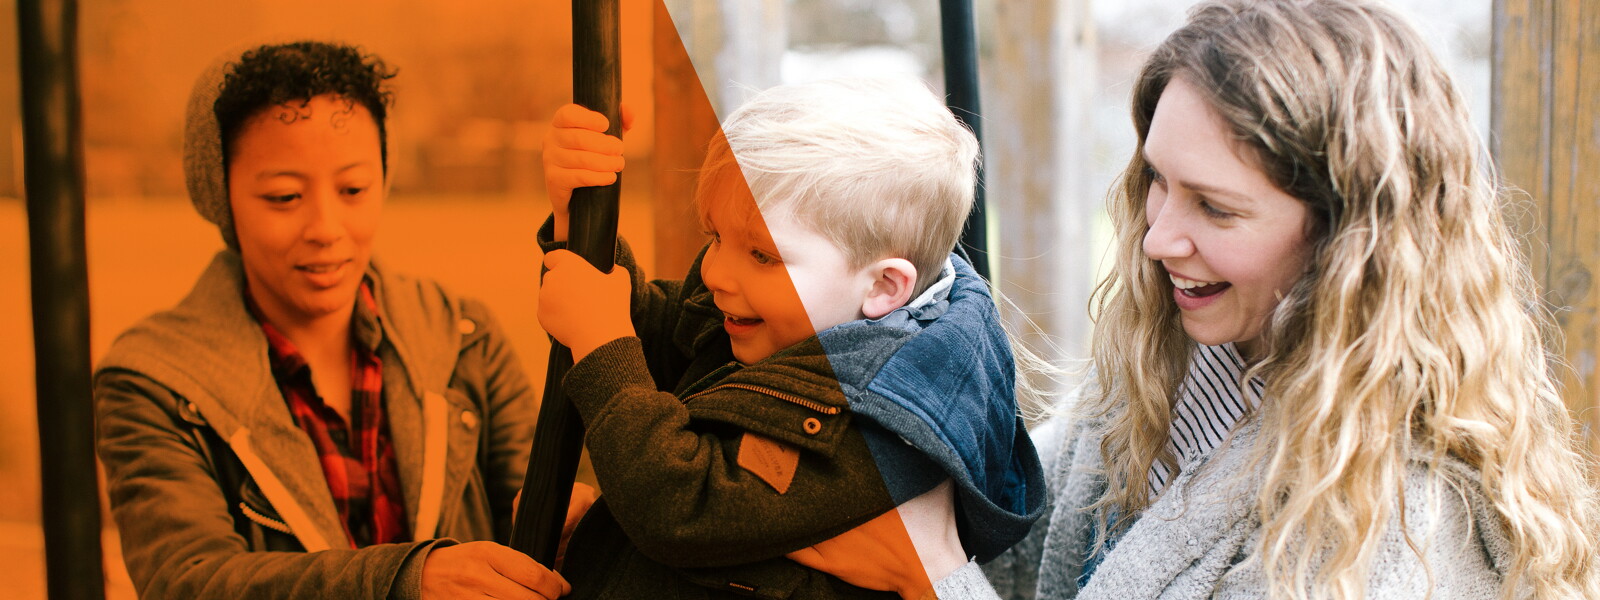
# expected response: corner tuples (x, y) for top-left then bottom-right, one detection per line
(861, 258), (918, 319)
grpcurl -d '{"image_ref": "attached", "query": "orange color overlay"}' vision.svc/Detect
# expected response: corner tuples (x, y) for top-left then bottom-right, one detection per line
(0, 0), (944, 597)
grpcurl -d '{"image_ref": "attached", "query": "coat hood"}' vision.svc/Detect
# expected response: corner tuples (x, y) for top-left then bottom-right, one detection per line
(818, 252), (1046, 563)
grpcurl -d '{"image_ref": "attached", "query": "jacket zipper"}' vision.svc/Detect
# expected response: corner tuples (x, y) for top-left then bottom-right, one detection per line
(687, 382), (842, 415)
(239, 502), (295, 536)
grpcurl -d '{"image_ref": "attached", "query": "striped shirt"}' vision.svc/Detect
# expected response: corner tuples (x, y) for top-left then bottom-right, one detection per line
(1148, 343), (1263, 495)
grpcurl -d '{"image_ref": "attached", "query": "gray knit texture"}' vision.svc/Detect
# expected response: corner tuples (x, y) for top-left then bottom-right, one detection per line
(981, 380), (1514, 600)
(936, 561), (1004, 599)
(183, 54), (236, 249)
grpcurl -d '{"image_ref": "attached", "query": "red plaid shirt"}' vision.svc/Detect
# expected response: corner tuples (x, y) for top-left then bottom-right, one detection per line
(248, 282), (410, 548)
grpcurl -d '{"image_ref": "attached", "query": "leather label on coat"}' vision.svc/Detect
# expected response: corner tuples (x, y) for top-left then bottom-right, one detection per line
(738, 431), (799, 494)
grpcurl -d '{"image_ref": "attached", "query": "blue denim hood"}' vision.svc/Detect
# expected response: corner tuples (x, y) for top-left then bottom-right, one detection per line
(817, 252), (1044, 563)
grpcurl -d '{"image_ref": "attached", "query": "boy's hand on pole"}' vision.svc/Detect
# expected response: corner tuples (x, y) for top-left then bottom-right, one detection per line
(543, 103), (633, 242)
(539, 249), (635, 361)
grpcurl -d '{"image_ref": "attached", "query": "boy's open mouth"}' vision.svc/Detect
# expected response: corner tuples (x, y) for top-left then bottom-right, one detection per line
(1170, 274), (1230, 298)
(723, 313), (763, 333)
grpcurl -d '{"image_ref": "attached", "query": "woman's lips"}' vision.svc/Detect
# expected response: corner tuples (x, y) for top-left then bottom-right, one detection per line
(1172, 281), (1231, 310)
(1165, 269), (1230, 310)
(1179, 281), (1230, 298)
(296, 260), (350, 289)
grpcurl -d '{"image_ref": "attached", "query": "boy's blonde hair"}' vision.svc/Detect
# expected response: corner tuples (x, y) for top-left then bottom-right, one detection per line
(695, 77), (980, 296)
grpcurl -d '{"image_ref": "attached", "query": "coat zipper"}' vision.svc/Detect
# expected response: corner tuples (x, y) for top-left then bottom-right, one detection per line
(686, 382), (842, 415)
(239, 502), (295, 536)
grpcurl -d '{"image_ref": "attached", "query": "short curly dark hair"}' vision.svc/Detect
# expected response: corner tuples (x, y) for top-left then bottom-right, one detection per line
(215, 41), (397, 172)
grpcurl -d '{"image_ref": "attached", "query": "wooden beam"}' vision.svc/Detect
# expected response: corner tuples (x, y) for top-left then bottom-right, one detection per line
(652, 0), (720, 278)
(988, 0), (1097, 404)
(1492, 0), (1600, 452)
(511, 0), (623, 565)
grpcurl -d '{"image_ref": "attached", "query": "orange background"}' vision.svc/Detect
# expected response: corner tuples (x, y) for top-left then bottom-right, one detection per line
(0, 1), (717, 596)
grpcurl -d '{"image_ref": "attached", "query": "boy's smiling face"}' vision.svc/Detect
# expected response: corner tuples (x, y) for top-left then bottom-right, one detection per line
(698, 172), (875, 364)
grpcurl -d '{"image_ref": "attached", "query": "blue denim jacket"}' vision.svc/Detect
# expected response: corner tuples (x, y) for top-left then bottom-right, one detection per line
(817, 252), (1045, 563)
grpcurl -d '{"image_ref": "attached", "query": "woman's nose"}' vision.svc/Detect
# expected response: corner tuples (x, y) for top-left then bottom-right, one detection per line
(302, 190), (345, 245)
(1142, 198), (1195, 261)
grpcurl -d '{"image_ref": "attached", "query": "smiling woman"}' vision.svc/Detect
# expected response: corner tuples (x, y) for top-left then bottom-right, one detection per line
(974, 0), (1600, 598)
(91, 41), (572, 600)
(226, 92), (386, 420)
(1139, 77), (1313, 358)
(227, 94), (384, 343)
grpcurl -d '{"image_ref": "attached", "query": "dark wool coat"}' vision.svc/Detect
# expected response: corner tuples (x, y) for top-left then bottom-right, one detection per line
(544, 220), (1043, 599)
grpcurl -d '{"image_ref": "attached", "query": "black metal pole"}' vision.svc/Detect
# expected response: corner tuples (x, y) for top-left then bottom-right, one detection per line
(939, 0), (990, 281)
(18, 1), (105, 599)
(511, 0), (622, 566)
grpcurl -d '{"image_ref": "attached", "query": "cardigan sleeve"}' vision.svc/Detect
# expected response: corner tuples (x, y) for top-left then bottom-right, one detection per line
(935, 561), (1004, 599)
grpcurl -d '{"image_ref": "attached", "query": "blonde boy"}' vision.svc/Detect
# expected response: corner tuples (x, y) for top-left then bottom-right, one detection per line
(538, 77), (1042, 599)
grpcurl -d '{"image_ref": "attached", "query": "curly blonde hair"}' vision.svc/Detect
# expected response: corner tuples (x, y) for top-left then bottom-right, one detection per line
(1084, 1), (1599, 598)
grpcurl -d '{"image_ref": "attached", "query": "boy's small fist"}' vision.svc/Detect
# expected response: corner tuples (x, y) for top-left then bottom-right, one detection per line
(543, 103), (634, 242)
(539, 249), (636, 361)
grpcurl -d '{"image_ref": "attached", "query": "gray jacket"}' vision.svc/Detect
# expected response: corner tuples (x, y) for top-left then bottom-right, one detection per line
(95, 251), (537, 599)
(958, 382), (1514, 599)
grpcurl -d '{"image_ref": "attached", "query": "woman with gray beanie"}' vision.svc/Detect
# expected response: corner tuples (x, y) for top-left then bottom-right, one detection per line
(94, 41), (571, 599)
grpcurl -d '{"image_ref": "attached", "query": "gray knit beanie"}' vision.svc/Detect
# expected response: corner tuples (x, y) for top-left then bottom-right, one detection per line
(183, 54), (237, 249)
(182, 42), (396, 250)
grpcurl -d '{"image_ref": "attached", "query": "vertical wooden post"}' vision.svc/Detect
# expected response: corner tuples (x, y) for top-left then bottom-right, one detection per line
(988, 0), (1097, 396)
(1492, 0), (1600, 453)
(17, 0), (105, 598)
(653, 0), (721, 278)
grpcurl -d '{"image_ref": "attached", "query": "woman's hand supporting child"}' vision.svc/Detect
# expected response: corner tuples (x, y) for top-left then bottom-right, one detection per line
(786, 480), (968, 600)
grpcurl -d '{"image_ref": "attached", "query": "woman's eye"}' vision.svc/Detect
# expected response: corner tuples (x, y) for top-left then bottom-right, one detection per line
(1199, 199), (1234, 219)
(1145, 166), (1166, 186)
(262, 193), (299, 204)
(341, 186), (367, 196)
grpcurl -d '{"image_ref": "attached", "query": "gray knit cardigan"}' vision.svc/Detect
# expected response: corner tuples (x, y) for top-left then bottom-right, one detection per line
(946, 382), (1517, 599)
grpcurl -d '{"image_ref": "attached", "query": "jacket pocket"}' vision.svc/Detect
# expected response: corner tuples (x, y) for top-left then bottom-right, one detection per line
(685, 384), (853, 456)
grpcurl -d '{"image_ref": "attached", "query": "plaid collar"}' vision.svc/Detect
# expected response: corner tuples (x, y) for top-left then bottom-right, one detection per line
(243, 280), (409, 547)
(248, 283), (385, 379)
